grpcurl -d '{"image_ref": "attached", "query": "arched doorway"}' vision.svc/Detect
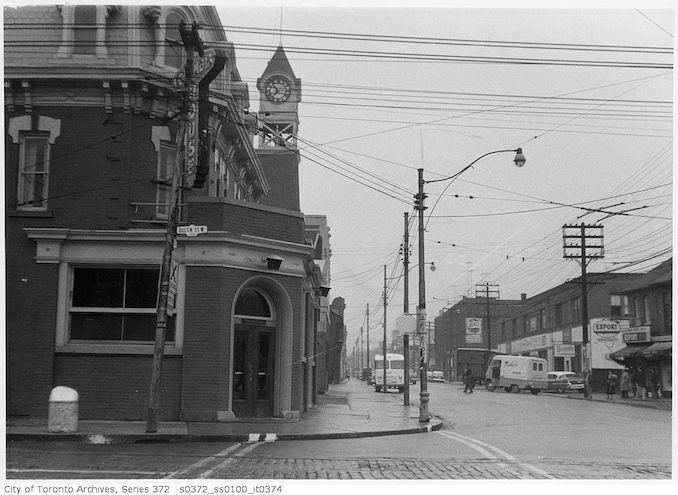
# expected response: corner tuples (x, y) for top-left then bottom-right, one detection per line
(232, 288), (276, 418)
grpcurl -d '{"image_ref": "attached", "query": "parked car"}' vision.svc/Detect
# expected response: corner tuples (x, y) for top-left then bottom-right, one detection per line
(409, 370), (418, 384)
(430, 370), (445, 383)
(546, 371), (585, 393)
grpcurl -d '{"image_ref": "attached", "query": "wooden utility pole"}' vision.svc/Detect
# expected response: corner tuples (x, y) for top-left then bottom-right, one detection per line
(563, 223), (604, 378)
(403, 212), (411, 405)
(475, 282), (499, 352)
(146, 23), (203, 433)
(383, 265), (388, 392)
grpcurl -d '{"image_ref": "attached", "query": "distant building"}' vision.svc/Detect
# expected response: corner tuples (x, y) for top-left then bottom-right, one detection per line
(492, 271), (649, 392)
(433, 296), (523, 380)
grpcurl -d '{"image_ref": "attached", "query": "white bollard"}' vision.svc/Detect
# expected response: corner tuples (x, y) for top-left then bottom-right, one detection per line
(48, 386), (79, 432)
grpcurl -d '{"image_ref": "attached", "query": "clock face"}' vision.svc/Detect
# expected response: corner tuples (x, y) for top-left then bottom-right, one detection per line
(264, 77), (292, 103)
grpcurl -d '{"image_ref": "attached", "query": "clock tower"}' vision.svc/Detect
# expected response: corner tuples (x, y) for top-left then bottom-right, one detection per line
(256, 45), (302, 211)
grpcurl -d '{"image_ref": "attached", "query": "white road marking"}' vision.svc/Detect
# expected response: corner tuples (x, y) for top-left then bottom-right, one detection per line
(165, 443), (243, 479)
(436, 431), (519, 476)
(197, 442), (262, 479)
(437, 430), (554, 478)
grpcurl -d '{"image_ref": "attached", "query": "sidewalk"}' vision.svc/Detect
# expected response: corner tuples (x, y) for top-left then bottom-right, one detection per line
(543, 390), (672, 411)
(6, 379), (442, 444)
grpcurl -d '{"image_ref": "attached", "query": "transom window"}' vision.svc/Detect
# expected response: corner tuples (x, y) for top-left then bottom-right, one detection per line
(69, 267), (174, 342)
(235, 289), (273, 320)
(18, 134), (49, 210)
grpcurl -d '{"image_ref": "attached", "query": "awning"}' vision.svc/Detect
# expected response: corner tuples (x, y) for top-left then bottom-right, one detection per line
(640, 341), (672, 357)
(609, 344), (651, 362)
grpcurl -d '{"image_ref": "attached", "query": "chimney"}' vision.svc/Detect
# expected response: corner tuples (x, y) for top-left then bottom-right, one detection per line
(521, 293), (527, 301)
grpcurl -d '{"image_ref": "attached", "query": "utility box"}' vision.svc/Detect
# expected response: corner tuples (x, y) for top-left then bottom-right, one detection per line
(48, 386), (79, 432)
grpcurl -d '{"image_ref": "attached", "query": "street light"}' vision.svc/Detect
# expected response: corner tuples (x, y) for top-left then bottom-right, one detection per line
(414, 148), (526, 423)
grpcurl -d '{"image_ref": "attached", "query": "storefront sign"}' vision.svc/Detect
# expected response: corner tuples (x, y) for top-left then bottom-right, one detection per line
(622, 326), (651, 343)
(465, 317), (482, 344)
(554, 343), (575, 357)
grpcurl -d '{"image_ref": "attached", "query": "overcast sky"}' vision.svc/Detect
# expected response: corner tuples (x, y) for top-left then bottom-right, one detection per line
(217, 1), (674, 352)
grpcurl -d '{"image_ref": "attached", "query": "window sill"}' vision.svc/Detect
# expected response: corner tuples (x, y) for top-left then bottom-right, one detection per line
(8, 210), (53, 218)
(56, 344), (182, 355)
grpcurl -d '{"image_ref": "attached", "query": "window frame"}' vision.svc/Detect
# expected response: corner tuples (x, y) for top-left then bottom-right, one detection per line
(156, 141), (176, 219)
(17, 133), (50, 211)
(67, 265), (171, 344)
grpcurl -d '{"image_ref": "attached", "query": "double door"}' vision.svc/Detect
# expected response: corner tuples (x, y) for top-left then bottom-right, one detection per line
(232, 324), (274, 418)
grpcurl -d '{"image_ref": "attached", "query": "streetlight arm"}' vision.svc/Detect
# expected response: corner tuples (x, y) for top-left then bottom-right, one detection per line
(425, 148), (524, 184)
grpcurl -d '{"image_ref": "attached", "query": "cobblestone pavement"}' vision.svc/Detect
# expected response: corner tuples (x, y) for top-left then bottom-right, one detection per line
(191, 456), (672, 480)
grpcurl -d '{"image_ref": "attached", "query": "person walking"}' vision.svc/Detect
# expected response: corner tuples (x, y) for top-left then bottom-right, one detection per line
(636, 367), (647, 399)
(583, 369), (593, 400)
(463, 364), (474, 394)
(648, 367), (660, 399)
(606, 370), (618, 399)
(620, 368), (631, 399)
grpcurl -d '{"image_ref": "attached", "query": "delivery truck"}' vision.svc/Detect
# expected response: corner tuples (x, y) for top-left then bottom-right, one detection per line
(484, 355), (547, 394)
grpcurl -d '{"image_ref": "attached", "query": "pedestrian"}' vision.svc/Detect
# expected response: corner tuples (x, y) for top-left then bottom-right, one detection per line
(606, 371), (618, 399)
(648, 367), (660, 399)
(463, 364), (474, 394)
(620, 368), (630, 399)
(630, 367), (638, 398)
(636, 367), (646, 399)
(583, 369), (593, 400)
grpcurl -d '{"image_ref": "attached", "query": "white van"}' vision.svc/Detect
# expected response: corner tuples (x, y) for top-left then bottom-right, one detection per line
(484, 355), (547, 394)
(374, 353), (405, 392)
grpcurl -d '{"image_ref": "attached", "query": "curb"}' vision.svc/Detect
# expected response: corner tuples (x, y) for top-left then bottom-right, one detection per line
(543, 392), (671, 410)
(6, 420), (443, 445)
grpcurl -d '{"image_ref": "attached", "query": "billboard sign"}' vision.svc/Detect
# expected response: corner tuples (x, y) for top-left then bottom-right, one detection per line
(465, 317), (482, 344)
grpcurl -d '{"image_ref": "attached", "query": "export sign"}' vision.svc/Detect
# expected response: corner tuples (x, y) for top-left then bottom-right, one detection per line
(592, 319), (621, 337)
(622, 326), (651, 343)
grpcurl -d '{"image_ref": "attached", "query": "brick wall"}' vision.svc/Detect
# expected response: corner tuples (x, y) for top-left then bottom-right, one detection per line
(257, 152), (300, 212)
(53, 355), (182, 420)
(187, 197), (305, 244)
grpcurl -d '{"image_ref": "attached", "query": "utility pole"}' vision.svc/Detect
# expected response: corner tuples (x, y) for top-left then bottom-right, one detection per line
(563, 223), (604, 382)
(383, 265), (388, 392)
(475, 282), (499, 352)
(403, 212), (410, 405)
(147, 22), (203, 433)
(366, 303), (370, 381)
(415, 169), (429, 422)
(359, 326), (364, 374)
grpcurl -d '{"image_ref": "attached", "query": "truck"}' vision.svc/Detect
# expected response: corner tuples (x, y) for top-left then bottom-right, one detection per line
(484, 355), (548, 394)
(374, 353), (405, 392)
(455, 348), (501, 385)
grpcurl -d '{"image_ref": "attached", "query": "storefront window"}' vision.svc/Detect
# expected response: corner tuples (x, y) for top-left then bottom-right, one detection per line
(69, 267), (174, 342)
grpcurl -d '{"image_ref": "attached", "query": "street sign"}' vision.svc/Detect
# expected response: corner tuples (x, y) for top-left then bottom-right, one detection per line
(177, 224), (207, 236)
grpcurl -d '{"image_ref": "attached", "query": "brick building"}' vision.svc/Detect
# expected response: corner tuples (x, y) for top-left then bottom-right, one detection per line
(5, 5), (328, 420)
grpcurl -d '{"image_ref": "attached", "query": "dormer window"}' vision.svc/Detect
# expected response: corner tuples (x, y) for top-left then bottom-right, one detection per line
(57, 5), (116, 59)
(164, 13), (184, 69)
(73, 6), (97, 55)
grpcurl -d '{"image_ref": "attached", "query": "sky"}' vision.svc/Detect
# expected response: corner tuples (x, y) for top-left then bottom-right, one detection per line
(217, 1), (674, 354)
